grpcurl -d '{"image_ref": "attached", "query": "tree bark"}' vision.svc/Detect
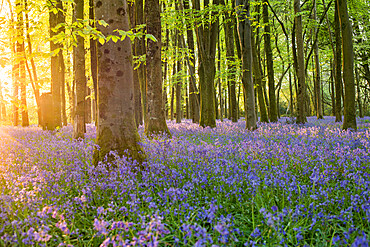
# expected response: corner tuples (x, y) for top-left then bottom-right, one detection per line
(313, 0), (323, 119)
(294, 0), (307, 123)
(252, 28), (268, 123)
(236, 0), (257, 129)
(334, 0), (342, 122)
(194, 0), (219, 128)
(145, 0), (171, 136)
(49, 0), (65, 129)
(90, 0), (98, 124)
(263, 0), (277, 122)
(73, 0), (87, 139)
(93, 0), (146, 164)
(135, 0), (147, 128)
(338, 0), (357, 130)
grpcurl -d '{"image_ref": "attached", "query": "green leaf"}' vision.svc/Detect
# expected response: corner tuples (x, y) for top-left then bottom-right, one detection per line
(145, 34), (157, 42)
(98, 20), (109, 27)
(98, 37), (105, 45)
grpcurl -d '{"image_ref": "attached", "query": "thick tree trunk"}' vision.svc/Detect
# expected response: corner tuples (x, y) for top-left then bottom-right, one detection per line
(294, 0), (307, 124)
(194, 0), (219, 128)
(73, 0), (86, 139)
(145, 0), (171, 136)
(16, 0), (29, 127)
(338, 0), (357, 130)
(334, 0), (342, 122)
(313, 0), (323, 119)
(263, 0), (277, 122)
(236, 0), (257, 129)
(93, 0), (145, 164)
(49, 0), (65, 129)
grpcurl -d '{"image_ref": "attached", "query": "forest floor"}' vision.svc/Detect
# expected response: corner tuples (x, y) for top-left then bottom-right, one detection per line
(0, 116), (370, 246)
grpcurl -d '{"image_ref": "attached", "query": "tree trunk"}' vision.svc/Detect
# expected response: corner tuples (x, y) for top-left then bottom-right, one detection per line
(90, 0), (98, 124)
(355, 64), (363, 118)
(294, 0), (307, 124)
(73, 0), (86, 139)
(176, 56), (182, 123)
(145, 0), (171, 136)
(49, 0), (64, 129)
(128, 1), (143, 127)
(263, 0), (277, 122)
(194, 0), (219, 128)
(313, 0), (323, 119)
(135, 0), (147, 128)
(334, 0), (342, 122)
(221, 0), (237, 122)
(16, 0), (29, 127)
(93, 0), (146, 164)
(236, 0), (257, 129)
(338, 0), (357, 130)
(252, 28), (268, 123)
(183, 0), (200, 123)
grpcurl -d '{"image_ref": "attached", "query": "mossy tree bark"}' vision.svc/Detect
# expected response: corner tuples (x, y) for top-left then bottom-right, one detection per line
(49, 0), (64, 129)
(338, 0), (357, 130)
(93, 0), (146, 164)
(73, 0), (86, 139)
(236, 0), (257, 130)
(145, 0), (171, 137)
(294, 0), (307, 124)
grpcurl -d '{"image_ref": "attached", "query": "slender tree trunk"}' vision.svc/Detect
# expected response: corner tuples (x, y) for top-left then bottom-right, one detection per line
(338, 0), (356, 130)
(252, 28), (268, 123)
(236, 0), (257, 129)
(313, 0), (323, 119)
(355, 64), (363, 118)
(334, 0), (342, 122)
(73, 0), (86, 139)
(176, 52), (182, 123)
(221, 0), (238, 122)
(170, 85), (175, 120)
(90, 0), (98, 124)
(183, 0), (200, 123)
(129, 1), (143, 127)
(135, 0), (147, 128)
(93, 0), (146, 164)
(294, 0), (307, 123)
(263, 0), (277, 122)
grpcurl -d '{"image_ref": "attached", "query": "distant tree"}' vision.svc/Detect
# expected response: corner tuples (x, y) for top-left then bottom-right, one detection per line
(334, 0), (342, 122)
(93, 0), (146, 164)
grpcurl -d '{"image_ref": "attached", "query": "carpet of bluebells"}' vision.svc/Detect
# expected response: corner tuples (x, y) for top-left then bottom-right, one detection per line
(1, 116), (370, 246)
